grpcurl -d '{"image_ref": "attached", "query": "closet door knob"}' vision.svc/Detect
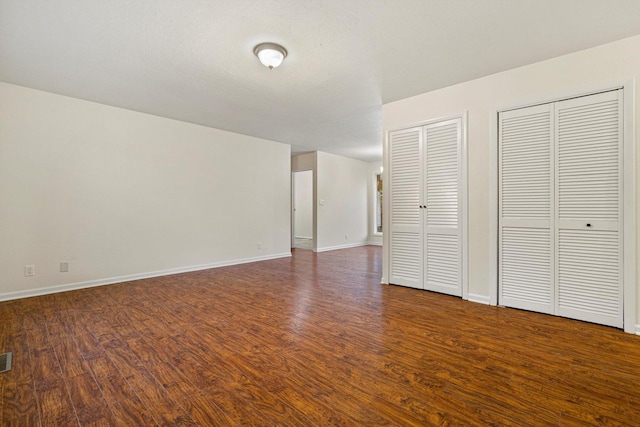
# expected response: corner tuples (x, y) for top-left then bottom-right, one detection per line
(586, 223), (592, 228)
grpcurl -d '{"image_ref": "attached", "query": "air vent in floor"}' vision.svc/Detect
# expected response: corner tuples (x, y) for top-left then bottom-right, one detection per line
(0, 352), (12, 373)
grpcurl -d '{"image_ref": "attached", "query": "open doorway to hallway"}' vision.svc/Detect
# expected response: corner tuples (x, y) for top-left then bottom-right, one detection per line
(292, 170), (314, 250)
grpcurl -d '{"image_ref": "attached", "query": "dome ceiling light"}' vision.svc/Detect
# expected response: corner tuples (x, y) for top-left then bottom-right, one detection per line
(253, 42), (287, 69)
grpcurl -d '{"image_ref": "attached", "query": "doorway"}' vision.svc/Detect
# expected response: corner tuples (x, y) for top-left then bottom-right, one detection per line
(292, 170), (314, 250)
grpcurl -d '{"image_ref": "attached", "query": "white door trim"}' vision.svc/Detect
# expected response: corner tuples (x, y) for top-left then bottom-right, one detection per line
(461, 112), (469, 300)
(622, 80), (636, 334)
(489, 81), (636, 333)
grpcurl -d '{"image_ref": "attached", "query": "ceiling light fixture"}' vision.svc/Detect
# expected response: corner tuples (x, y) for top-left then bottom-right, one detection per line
(254, 42), (287, 69)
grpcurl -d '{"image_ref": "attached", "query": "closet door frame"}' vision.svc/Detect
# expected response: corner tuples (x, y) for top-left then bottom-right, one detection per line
(489, 81), (636, 334)
(384, 113), (469, 300)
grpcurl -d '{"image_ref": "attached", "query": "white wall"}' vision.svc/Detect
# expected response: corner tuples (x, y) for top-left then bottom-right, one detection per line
(316, 151), (370, 251)
(383, 34), (640, 325)
(0, 82), (291, 299)
(367, 161), (383, 246)
(293, 170), (313, 238)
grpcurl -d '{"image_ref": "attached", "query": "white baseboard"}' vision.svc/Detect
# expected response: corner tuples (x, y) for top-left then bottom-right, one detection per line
(294, 235), (313, 240)
(636, 324), (640, 336)
(468, 293), (490, 305)
(366, 240), (383, 246)
(314, 242), (368, 253)
(0, 252), (292, 302)
(380, 276), (388, 284)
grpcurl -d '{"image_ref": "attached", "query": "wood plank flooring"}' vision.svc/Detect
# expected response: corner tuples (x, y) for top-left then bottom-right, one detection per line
(1, 246), (640, 426)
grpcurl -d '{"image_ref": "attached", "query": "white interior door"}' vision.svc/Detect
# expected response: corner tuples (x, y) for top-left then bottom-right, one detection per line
(499, 103), (554, 314)
(389, 127), (423, 289)
(293, 171), (313, 239)
(423, 119), (462, 296)
(555, 90), (623, 328)
(292, 170), (314, 250)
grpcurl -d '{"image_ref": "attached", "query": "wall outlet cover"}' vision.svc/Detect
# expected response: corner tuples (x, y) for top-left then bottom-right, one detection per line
(25, 265), (35, 277)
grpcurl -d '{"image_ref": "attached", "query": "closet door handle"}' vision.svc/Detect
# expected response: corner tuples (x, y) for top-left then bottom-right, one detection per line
(586, 223), (592, 228)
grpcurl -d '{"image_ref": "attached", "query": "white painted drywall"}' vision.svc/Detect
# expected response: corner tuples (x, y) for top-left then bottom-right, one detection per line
(383, 34), (640, 322)
(367, 161), (383, 246)
(293, 170), (313, 239)
(0, 82), (291, 298)
(316, 151), (369, 251)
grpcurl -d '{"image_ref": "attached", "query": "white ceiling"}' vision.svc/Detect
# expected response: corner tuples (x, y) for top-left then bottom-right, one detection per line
(2, 1), (640, 162)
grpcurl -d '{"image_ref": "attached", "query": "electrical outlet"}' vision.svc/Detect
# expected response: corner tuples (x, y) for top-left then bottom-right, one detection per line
(25, 265), (35, 277)
(257, 242), (262, 249)
(60, 262), (69, 273)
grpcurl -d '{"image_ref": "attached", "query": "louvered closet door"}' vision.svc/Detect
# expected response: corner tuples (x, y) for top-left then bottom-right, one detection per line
(389, 127), (423, 289)
(499, 104), (554, 314)
(555, 90), (623, 328)
(423, 119), (462, 296)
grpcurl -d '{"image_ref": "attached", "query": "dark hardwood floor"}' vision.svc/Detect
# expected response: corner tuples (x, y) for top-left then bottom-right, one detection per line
(1, 246), (640, 426)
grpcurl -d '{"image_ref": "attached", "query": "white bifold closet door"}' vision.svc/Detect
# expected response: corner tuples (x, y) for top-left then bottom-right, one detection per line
(499, 103), (555, 314)
(389, 119), (462, 297)
(499, 90), (623, 328)
(423, 120), (462, 296)
(389, 127), (423, 289)
(555, 91), (623, 327)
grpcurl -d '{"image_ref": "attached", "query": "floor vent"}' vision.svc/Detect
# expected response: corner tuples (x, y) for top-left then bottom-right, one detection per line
(0, 352), (12, 373)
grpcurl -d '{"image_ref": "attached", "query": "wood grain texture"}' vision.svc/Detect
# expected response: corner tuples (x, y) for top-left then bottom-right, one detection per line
(1, 246), (640, 426)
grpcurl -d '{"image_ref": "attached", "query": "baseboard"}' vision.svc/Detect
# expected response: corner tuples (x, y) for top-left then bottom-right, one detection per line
(0, 252), (292, 302)
(636, 324), (640, 336)
(294, 235), (313, 240)
(314, 242), (368, 253)
(468, 293), (490, 305)
(366, 240), (383, 246)
(380, 276), (388, 284)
